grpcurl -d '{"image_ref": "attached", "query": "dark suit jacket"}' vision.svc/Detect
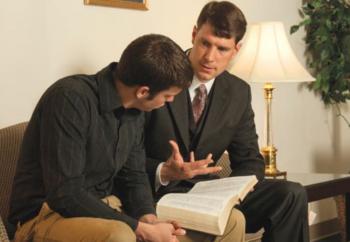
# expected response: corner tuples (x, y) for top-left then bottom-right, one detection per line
(145, 70), (264, 197)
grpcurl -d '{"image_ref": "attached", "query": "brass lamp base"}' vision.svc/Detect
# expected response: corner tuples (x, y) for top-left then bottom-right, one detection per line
(261, 146), (287, 179)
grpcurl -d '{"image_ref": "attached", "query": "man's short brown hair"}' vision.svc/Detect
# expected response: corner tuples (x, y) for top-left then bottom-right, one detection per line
(116, 34), (193, 97)
(197, 1), (247, 42)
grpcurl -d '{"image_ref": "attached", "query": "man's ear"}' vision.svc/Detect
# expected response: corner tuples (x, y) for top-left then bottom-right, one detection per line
(230, 41), (243, 60)
(191, 25), (198, 45)
(136, 86), (150, 99)
(235, 41), (243, 52)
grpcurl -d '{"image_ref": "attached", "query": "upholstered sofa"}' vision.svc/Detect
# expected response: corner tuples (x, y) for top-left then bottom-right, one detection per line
(0, 122), (28, 240)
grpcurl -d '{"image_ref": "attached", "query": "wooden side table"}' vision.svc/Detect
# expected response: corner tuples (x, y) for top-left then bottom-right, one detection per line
(288, 173), (350, 242)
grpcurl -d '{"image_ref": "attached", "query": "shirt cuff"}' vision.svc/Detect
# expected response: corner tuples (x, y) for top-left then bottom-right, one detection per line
(155, 162), (170, 191)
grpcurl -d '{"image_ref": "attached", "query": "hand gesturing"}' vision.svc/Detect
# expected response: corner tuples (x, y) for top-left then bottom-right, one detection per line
(160, 140), (222, 182)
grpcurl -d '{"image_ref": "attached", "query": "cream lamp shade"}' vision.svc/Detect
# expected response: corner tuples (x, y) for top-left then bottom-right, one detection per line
(230, 21), (315, 83)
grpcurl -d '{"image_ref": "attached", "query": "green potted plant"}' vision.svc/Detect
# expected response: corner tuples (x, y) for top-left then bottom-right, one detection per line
(291, 0), (350, 126)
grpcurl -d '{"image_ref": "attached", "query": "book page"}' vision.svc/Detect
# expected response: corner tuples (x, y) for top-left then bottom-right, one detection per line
(189, 175), (257, 200)
(157, 193), (227, 215)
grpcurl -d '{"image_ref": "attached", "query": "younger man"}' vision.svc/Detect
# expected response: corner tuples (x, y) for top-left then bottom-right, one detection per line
(9, 34), (193, 242)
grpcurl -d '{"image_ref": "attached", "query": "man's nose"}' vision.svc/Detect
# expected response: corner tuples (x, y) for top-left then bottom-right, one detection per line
(204, 47), (215, 62)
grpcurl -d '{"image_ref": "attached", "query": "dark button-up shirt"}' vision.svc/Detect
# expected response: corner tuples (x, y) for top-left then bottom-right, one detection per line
(9, 63), (155, 230)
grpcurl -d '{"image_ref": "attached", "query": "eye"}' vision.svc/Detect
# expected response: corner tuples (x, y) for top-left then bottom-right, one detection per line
(201, 39), (210, 47)
(218, 46), (230, 52)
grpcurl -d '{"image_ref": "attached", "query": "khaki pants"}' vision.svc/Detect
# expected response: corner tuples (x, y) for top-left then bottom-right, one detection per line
(14, 196), (136, 242)
(14, 196), (245, 242)
(179, 208), (245, 242)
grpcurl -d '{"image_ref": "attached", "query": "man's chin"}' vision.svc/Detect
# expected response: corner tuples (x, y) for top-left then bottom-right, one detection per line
(196, 72), (215, 81)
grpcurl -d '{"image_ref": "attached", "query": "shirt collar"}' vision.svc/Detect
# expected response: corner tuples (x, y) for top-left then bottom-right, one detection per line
(188, 75), (215, 101)
(96, 63), (142, 120)
(96, 62), (125, 114)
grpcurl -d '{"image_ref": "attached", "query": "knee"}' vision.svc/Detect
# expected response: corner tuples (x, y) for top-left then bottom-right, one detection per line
(227, 208), (246, 232)
(278, 181), (308, 213)
(285, 182), (307, 203)
(103, 221), (136, 242)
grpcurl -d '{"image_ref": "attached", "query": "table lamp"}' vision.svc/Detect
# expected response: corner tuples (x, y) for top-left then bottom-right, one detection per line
(230, 21), (315, 178)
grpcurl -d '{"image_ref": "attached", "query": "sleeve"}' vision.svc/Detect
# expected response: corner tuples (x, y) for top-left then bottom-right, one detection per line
(155, 162), (170, 190)
(143, 111), (166, 192)
(40, 88), (139, 230)
(114, 115), (156, 220)
(145, 157), (163, 191)
(227, 86), (265, 181)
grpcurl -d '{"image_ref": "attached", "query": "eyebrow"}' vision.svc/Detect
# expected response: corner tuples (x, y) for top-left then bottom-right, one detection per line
(200, 36), (235, 49)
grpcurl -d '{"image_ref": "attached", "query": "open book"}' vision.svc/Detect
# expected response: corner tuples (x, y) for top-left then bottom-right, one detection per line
(156, 175), (258, 235)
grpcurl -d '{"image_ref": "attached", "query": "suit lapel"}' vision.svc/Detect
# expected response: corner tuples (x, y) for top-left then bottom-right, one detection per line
(197, 76), (230, 147)
(168, 90), (190, 150)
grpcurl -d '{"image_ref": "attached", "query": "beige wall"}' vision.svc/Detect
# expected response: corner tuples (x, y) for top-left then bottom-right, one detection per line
(1, 0), (349, 224)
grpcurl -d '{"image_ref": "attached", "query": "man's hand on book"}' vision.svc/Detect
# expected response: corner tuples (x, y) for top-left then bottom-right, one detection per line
(160, 140), (222, 182)
(135, 220), (184, 242)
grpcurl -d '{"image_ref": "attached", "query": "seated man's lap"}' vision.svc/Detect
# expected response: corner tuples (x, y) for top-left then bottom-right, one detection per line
(14, 201), (136, 242)
(238, 179), (307, 233)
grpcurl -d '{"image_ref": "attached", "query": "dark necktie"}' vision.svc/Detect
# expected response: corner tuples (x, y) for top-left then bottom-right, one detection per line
(192, 84), (207, 124)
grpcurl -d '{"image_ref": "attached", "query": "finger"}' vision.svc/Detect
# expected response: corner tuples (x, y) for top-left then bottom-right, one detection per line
(192, 166), (223, 176)
(168, 220), (181, 229)
(206, 153), (213, 160)
(173, 228), (186, 236)
(190, 151), (195, 162)
(168, 140), (183, 162)
(192, 154), (213, 168)
(169, 140), (180, 154)
(166, 222), (176, 233)
(187, 159), (213, 169)
(203, 153), (213, 167)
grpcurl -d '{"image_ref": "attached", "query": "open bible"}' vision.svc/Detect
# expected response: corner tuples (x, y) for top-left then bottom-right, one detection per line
(156, 175), (258, 235)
